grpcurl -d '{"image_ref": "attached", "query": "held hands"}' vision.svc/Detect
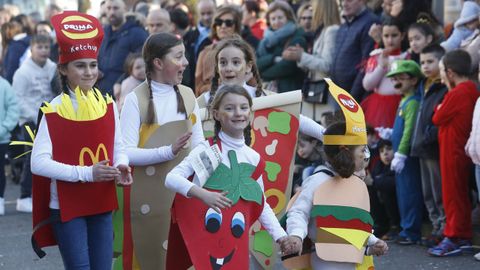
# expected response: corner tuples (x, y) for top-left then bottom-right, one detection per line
(391, 152), (407, 174)
(116, 164), (133, 186)
(279, 235), (303, 255)
(92, 160), (120, 182)
(368, 23), (382, 45)
(367, 239), (389, 256)
(172, 132), (192, 155)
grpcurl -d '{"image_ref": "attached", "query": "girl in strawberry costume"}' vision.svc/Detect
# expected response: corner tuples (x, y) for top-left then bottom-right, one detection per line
(165, 85), (292, 269)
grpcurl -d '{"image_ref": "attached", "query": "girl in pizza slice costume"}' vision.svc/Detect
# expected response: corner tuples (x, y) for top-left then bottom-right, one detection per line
(285, 80), (388, 269)
(31, 11), (132, 270)
(118, 32), (204, 270)
(165, 85), (295, 270)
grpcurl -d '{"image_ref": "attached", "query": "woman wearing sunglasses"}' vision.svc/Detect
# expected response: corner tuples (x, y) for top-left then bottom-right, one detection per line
(195, 5), (257, 96)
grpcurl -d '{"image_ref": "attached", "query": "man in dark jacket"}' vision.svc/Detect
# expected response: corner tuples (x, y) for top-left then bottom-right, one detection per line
(182, 0), (216, 89)
(410, 44), (447, 242)
(330, 0), (379, 102)
(97, 0), (148, 95)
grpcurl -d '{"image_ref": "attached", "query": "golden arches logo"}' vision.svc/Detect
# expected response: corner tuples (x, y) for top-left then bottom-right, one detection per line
(79, 143), (109, 166)
(60, 15), (98, 40)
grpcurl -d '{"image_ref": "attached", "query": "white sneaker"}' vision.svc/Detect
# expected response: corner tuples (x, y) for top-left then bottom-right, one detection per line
(16, 197), (32, 213)
(474, 252), (480, 261)
(0, 197), (4, 215)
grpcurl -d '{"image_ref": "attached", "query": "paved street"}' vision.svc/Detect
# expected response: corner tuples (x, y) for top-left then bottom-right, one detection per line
(1, 178), (479, 270)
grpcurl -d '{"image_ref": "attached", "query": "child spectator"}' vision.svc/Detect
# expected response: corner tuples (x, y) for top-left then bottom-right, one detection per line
(386, 60), (423, 245)
(372, 139), (400, 241)
(294, 133), (324, 192)
(12, 34), (57, 213)
(407, 15), (435, 64)
(410, 44), (447, 247)
(441, 1), (480, 51)
(0, 75), (19, 215)
(362, 18), (408, 130)
(117, 52), (145, 111)
(430, 50), (480, 257)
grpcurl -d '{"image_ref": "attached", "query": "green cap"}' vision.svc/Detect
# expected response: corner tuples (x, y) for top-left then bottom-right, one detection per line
(386, 60), (423, 78)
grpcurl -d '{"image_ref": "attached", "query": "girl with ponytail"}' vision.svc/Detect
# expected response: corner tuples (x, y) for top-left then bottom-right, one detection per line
(118, 32), (204, 269)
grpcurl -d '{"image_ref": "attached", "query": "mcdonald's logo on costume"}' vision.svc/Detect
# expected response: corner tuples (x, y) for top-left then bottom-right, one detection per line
(32, 102), (117, 252)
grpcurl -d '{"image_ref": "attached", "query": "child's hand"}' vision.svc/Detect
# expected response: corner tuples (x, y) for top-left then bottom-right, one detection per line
(171, 132), (192, 155)
(116, 164), (133, 186)
(368, 239), (389, 256)
(199, 190), (232, 213)
(92, 160), (120, 181)
(280, 236), (303, 255)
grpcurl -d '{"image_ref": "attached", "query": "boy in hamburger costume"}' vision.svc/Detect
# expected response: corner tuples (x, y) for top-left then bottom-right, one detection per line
(285, 79), (388, 269)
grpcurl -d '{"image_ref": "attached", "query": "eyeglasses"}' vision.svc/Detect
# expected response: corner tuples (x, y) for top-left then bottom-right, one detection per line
(214, 18), (235, 27)
(300, 16), (312, 21)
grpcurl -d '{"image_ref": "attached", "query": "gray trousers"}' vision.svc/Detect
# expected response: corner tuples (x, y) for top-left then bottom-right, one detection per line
(476, 165), (480, 201)
(420, 158), (445, 235)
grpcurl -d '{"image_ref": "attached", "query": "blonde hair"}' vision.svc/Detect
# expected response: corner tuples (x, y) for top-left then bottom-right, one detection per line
(311, 0), (340, 30)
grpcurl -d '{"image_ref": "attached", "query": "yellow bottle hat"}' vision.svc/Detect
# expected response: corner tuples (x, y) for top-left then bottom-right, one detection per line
(323, 79), (367, 146)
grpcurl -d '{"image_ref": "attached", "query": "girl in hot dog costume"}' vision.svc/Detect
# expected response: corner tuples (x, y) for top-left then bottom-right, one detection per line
(118, 32), (204, 269)
(285, 80), (388, 269)
(31, 11), (133, 269)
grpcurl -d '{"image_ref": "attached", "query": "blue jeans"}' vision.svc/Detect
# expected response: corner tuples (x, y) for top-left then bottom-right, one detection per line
(51, 210), (113, 270)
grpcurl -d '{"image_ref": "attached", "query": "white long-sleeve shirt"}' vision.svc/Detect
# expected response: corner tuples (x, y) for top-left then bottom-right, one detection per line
(166, 131), (287, 241)
(287, 165), (379, 269)
(120, 81), (204, 166)
(202, 83), (325, 141)
(31, 92), (129, 209)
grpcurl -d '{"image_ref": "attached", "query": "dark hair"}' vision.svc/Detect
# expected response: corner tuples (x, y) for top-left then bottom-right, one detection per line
(124, 52), (143, 75)
(382, 16), (405, 33)
(208, 36), (264, 107)
(34, 21), (52, 34)
(210, 5), (242, 41)
(30, 34), (51, 46)
(142, 32), (185, 125)
(210, 84), (253, 145)
(420, 44), (445, 60)
(10, 14), (33, 35)
(377, 139), (393, 152)
(244, 1), (260, 17)
(170, 8), (190, 30)
(322, 122), (357, 178)
(442, 49), (472, 77)
(408, 13), (436, 42)
(366, 124), (375, 136)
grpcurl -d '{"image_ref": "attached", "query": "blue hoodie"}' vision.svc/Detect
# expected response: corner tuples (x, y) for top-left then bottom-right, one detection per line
(0, 77), (19, 144)
(97, 18), (148, 95)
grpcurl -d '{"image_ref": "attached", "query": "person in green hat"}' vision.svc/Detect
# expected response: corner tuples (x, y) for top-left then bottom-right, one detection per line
(385, 59), (424, 245)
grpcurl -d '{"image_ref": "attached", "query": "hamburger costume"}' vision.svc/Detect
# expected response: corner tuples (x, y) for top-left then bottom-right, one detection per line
(285, 79), (378, 269)
(30, 11), (129, 264)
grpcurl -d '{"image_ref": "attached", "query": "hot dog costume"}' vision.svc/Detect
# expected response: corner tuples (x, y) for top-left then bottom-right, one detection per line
(285, 79), (376, 270)
(31, 11), (128, 257)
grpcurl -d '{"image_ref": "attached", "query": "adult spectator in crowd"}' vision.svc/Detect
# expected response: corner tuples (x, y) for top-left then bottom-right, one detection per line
(297, 2), (313, 33)
(242, 0), (267, 40)
(183, 0), (216, 89)
(97, 0), (148, 96)
(44, 3), (62, 23)
(257, 1), (307, 93)
(170, 8), (191, 37)
(146, 8), (172, 35)
(330, 0), (379, 102)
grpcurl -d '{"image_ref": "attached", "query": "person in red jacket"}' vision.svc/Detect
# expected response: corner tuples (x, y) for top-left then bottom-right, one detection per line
(429, 50), (480, 257)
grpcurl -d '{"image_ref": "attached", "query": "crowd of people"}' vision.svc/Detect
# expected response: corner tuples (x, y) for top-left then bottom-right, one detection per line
(0, 0), (480, 268)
